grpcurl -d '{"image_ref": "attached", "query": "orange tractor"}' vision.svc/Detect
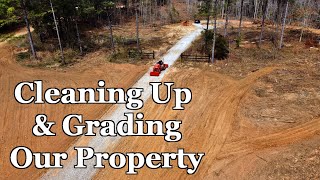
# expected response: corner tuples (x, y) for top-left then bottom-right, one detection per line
(150, 60), (169, 76)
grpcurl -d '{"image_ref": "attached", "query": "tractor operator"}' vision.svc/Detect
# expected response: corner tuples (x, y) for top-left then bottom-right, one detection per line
(157, 60), (164, 65)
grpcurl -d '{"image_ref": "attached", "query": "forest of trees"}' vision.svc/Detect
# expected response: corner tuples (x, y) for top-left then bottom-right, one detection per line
(0, 0), (319, 62)
(197, 0), (319, 61)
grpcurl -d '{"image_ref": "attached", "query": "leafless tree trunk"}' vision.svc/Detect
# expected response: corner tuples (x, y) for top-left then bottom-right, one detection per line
(75, 7), (82, 55)
(273, 0), (282, 46)
(135, 5), (140, 50)
(266, 1), (270, 19)
(279, 0), (289, 49)
(224, 0), (230, 37)
(152, 0), (157, 25)
(253, 0), (259, 19)
(259, 0), (268, 47)
(107, 15), (115, 51)
(238, 0), (244, 42)
(21, 0), (37, 59)
(141, 0), (144, 26)
(299, 18), (306, 42)
(299, 0), (310, 42)
(118, 3), (122, 25)
(221, 0), (225, 19)
(212, 0), (218, 63)
(75, 20), (82, 55)
(206, 15), (210, 30)
(50, 0), (65, 64)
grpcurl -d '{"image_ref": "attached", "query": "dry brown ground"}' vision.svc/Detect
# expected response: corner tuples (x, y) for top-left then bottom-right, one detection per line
(0, 43), (147, 179)
(94, 25), (320, 179)
(90, 22), (196, 54)
(95, 62), (320, 180)
(0, 22), (195, 179)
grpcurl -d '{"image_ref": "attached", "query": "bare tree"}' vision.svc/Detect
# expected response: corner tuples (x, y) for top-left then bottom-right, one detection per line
(75, 7), (83, 55)
(135, 3), (140, 50)
(259, 0), (269, 46)
(238, 0), (245, 47)
(299, 0), (310, 42)
(279, 0), (289, 49)
(21, 0), (37, 59)
(221, 0), (225, 18)
(50, 0), (65, 64)
(104, 3), (116, 52)
(254, 0), (259, 19)
(224, 0), (230, 37)
(206, 15), (210, 30)
(273, 0), (282, 46)
(107, 15), (115, 51)
(212, 0), (218, 63)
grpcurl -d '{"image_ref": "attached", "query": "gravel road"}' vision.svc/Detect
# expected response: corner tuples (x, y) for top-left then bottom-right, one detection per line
(42, 25), (203, 180)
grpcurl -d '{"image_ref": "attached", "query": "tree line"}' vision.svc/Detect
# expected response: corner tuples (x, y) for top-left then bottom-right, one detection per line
(0, 0), (319, 63)
(198, 0), (319, 62)
(1, 0), (178, 62)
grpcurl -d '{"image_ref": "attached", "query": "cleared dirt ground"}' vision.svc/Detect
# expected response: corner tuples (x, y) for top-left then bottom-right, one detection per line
(0, 22), (196, 179)
(1, 20), (320, 180)
(95, 25), (320, 179)
(95, 65), (320, 179)
(0, 43), (148, 179)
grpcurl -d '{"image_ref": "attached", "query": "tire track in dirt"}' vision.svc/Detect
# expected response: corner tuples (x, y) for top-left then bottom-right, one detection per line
(194, 67), (278, 179)
(93, 67), (277, 180)
(203, 65), (320, 178)
(219, 117), (320, 159)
